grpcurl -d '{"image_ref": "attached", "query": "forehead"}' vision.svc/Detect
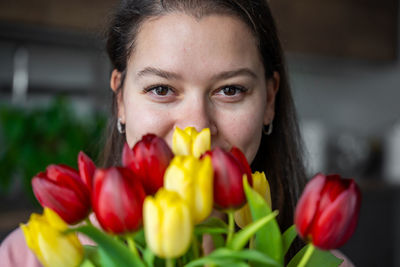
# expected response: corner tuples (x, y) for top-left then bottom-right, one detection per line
(129, 13), (264, 78)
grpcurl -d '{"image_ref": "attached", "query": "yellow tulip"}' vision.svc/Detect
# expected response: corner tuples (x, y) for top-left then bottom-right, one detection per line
(234, 171), (272, 228)
(20, 208), (83, 267)
(172, 127), (210, 158)
(164, 155), (213, 224)
(144, 189), (193, 259)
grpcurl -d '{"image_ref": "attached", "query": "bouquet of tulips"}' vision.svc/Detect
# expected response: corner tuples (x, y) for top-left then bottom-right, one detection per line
(20, 127), (361, 267)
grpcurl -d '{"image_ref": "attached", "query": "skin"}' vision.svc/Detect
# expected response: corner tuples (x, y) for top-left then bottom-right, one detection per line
(111, 12), (279, 163)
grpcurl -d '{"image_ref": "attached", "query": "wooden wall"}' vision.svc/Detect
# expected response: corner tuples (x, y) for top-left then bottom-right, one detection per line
(0, 0), (398, 60)
(269, 0), (399, 60)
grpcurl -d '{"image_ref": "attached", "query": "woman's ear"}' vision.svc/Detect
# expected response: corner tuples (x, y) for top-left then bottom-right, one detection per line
(263, 71), (280, 125)
(110, 69), (126, 123)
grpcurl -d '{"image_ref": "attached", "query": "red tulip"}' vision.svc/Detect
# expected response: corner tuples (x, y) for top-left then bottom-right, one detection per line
(230, 147), (253, 182)
(204, 147), (252, 210)
(122, 134), (173, 195)
(295, 173), (361, 250)
(32, 164), (91, 224)
(92, 167), (146, 234)
(78, 151), (96, 192)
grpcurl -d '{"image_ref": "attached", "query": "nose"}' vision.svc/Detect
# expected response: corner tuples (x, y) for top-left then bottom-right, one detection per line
(176, 94), (217, 135)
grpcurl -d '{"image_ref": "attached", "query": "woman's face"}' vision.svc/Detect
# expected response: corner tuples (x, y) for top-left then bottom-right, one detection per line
(112, 13), (278, 163)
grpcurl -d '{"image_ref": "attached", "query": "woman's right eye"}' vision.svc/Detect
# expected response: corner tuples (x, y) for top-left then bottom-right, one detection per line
(144, 85), (175, 96)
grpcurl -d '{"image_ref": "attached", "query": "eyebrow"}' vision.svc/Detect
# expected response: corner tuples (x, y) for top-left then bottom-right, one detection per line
(136, 67), (258, 81)
(137, 67), (182, 80)
(213, 68), (258, 80)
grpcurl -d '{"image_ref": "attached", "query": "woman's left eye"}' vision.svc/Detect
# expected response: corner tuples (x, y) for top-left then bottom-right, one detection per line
(215, 85), (247, 97)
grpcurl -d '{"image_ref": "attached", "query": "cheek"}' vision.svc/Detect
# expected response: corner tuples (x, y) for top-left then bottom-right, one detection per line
(217, 106), (264, 163)
(123, 97), (175, 147)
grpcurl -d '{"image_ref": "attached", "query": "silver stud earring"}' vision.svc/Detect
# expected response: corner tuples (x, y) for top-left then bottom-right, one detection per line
(263, 121), (273, 135)
(117, 118), (125, 134)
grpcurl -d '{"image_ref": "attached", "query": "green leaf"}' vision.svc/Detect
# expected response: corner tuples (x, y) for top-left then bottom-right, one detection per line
(194, 227), (228, 235)
(185, 248), (280, 267)
(80, 258), (97, 267)
(142, 247), (155, 267)
(287, 244), (344, 267)
(133, 229), (146, 249)
(243, 178), (283, 264)
(185, 256), (249, 267)
(282, 225), (297, 256)
(227, 211), (278, 251)
(194, 217), (229, 235)
(82, 245), (101, 267)
(211, 233), (225, 250)
(98, 247), (118, 267)
(196, 217), (228, 228)
(72, 225), (146, 267)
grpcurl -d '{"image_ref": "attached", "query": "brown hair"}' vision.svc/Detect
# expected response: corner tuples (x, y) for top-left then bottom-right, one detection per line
(102, 0), (307, 258)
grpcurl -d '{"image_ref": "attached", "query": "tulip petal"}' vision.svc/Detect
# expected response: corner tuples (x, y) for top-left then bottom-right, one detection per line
(164, 162), (188, 197)
(252, 172), (271, 208)
(21, 208), (83, 267)
(194, 156), (214, 223)
(311, 180), (361, 249)
(92, 167), (145, 234)
(144, 197), (163, 257)
(78, 151), (96, 192)
(162, 199), (192, 258)
(122, 142), (134, 167)
(230, 147), (252, 184)
(294, 173), (326, 239)
(46, 164), (81, 183)
(173, 127), (192, 156)
(124, 135), (172, 195)
(211, 148), (247, 209)
(32, 177), (90, 224)
(317, 174), (348, 212)
(234, 172), (271, 228)
(46, 165), (90, 205)
(234, 203), (253, 229)
(184, 126), (198, 137)
(192, 128), (211, 158)
(147, 137), (173, 194)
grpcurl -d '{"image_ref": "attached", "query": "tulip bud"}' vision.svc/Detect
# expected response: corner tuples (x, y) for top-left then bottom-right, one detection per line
(164, 155), (213, 224)
(32, 164), (91, 224)
(234, 171), (271, 228)
(295, 173), (362, 250)
(92, 167), (146, 234)
(144, 189), (193, 259)
(204, 147), (252, 210)
(172, 127), (211, 158)
(78, 151), (96, 192)
(122, 134), (173, 195)
(21, 208), (83, 267)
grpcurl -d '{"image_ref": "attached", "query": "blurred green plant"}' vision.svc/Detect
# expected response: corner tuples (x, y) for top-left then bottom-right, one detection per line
(0, 98), (107, 205)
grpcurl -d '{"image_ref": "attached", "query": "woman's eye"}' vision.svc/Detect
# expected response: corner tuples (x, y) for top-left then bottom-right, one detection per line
(216, 86), (247, 96)
(145, 85), (174, 96)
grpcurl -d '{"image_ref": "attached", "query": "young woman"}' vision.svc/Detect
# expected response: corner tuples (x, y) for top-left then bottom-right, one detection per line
(0, 0), (353, 266)
(102, 0), (306, 257)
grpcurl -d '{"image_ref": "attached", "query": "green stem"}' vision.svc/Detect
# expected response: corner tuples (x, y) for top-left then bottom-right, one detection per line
(126, 235), (139, 258)
(166, 258), (175, 267)
(85, 217), (93, 227)
(226, 210), (235, 245)
(249, 236), (255, 249)
(192, 233), (199, 259)
(298, 244), (315, 267)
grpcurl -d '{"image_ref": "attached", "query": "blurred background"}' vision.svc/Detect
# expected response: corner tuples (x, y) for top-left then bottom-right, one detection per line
(0, 0), (399, 266)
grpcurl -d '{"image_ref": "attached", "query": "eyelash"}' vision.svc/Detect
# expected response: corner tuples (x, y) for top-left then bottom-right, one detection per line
(143, 84), (175, 96)
(215, 85), (248, 96)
